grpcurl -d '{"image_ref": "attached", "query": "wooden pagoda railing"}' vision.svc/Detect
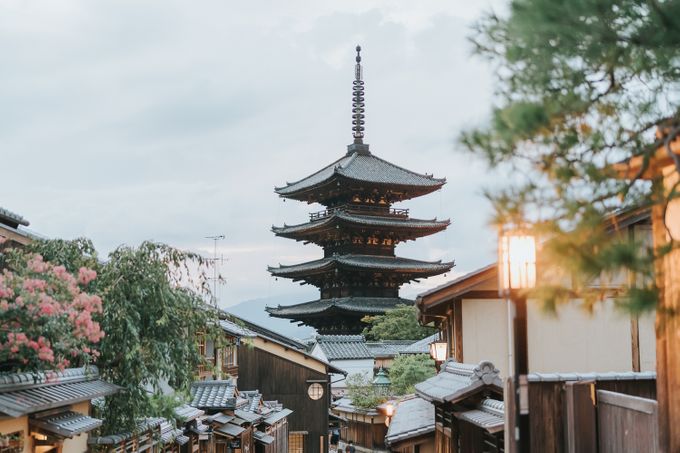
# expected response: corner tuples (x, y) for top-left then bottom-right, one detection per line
(309, 204), (409, 221)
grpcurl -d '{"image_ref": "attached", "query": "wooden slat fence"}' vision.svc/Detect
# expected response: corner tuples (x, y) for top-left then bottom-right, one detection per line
(597, 390), (658, 453)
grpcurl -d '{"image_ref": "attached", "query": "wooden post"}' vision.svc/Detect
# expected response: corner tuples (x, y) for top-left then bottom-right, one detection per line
(513, 293), (530, 453)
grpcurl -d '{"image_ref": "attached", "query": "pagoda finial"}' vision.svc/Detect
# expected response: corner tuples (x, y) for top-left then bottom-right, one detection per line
(352, 45), (365, 144)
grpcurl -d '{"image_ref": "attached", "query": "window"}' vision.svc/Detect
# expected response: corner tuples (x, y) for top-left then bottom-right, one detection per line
(222, 344), (237, 368)
(307, 383), (324, 400)
(289, 432), (306, 453)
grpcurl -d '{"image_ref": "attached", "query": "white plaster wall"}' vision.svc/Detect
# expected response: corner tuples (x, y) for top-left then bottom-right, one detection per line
(461, 297), (653, 376)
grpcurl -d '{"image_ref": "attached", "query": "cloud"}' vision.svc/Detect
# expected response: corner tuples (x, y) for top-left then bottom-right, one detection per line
(1, 0), (505, 305)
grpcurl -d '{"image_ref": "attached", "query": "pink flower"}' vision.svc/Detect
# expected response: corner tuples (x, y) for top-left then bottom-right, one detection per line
(77, 267), (97, 286)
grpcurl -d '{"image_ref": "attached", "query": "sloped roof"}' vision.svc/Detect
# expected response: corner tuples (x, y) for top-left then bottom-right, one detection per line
(366, 340), (419, 358)
(273, 211), (449, 237)
(174, 404), (204, 422)
(267, 296), (413, 317)
(401, 334), (438, 354)
(275, 152), (445, 197)
(527, 371), (656, 382)
(455, 398), (504, 434)
(219, 318), (257, 338)
(0, 366), (120, 417)
(415, 360), (502, 404)
(89, 418), (165, 445)
(190, 380), (237, 410)
(316, 335), (373, 360)
(269, 255), (453, 277)
(385, 396), (435, 446)
(30, 410), (102, 438)
(0, 207), (29, 228)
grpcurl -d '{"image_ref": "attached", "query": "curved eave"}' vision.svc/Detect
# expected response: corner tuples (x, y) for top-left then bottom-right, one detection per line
(268, 255), (455, 279)
(266, 297), (414, 318)
(272, 214), (450, 239)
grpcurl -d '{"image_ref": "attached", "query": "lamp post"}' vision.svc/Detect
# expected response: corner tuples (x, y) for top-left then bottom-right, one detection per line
(498, 231), (536, 453)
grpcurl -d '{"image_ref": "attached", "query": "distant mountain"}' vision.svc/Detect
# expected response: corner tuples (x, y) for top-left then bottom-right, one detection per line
(225, 295), (317, 340)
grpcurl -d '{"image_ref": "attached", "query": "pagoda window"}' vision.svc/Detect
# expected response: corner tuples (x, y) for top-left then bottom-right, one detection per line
(367, 236), (379, 245)
(352, 236), (364, 244)
(378, 197), (387, 205)
(352, 194), (362, 203)
(382, 238), (393, 246)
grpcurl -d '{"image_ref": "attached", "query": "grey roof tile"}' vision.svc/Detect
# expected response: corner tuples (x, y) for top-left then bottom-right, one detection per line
(275, 152), (445, 196)
(30, 410), (102, 438)
(385, 396), (435, 446)
(0, 207), (29, 228)
(190, 380), (237, 410)
(415, 360), (502, 404)
(215, 423), (245, 438)
(455, 398), (504, 434)
(527, 371), (656, 382)
(88, 418), (165, 445)
(317, 335), (373, 360)
(401, 334), (438, 354)
(174, 404), (204, 422)
(219, 319), (257, 338)
(269, 255), (453, 277)
(254, 431), (276, 445)
(267, 297), (413, 317)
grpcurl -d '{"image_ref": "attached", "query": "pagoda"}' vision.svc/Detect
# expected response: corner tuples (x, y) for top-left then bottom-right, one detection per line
(267, 46), (454, 334)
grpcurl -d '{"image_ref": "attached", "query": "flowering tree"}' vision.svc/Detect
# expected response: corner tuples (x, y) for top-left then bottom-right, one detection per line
(0, 248), (103, 373)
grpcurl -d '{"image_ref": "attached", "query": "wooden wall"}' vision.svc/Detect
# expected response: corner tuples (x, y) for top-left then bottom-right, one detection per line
(237, 345), (329, 453)
(340, 420), (387, 450)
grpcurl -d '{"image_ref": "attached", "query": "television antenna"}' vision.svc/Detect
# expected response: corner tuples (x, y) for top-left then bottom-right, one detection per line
(205, 235), (226, 304)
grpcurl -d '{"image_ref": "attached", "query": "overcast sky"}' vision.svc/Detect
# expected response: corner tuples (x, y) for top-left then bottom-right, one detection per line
(2, 0), (507, 308)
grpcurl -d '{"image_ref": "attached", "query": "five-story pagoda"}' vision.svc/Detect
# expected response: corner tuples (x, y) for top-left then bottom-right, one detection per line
(267, 46), (453, 334)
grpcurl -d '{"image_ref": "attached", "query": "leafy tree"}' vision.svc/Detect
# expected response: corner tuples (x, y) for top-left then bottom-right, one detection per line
(461, 0), (680, 312)
(345, 373), (386, 410)
(388, 354), (436, 395)
(18, 238), (219, 434)
(362, 304), (435, 340)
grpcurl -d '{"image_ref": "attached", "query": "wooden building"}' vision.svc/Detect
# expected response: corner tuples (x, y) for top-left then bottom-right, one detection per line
(385, 396), (435, 453)
(266, 46), (452, 334)
(414, 360), (505, 453)
(204, 315), (346, 453)
(331, 398), (391, 452)
(417, 211), (656, 378)
(0, 366), (119, 453)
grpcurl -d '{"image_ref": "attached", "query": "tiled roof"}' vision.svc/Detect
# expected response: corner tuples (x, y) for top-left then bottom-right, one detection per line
(30, 410), (102, 438)
(263, 408), (293, 426)
(215, 423), (245, 438)
(385, 396), (434, 446)
(219, 318), (257, 338)
(174, 404), (204, 422)
(455, 398), (504, 434)
(366, 340), (419, 358)
(267, 297), (413, 317)
(415, 360), (502, 404)
(269, 255), (453, 277)
(0, 207), (29, 228)
(234, 409), (262, 424)
(190, 380), (237, 410)
(401, 334), (438, 354)
(221, 311), (307, 350)
(0, 366), (120, 417)
(275, 152), (445, 196)
(316, 335), (373, 360)
(527, 371), (656, 382)
(89, 418), (165, 445)
(273, 211), (449, 236)
(254, 431), (276, 445)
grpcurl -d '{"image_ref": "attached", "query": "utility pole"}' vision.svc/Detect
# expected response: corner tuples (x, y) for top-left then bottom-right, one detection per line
(205, 235), (225, 305)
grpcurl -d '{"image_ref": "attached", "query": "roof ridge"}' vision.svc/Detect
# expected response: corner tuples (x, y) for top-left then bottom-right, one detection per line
(343, 152), (446, 185)
(275, 154), (351, 192)
(0, 366), (99, 391)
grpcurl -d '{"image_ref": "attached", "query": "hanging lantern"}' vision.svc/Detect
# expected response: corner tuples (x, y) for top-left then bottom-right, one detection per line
(429, 341), (447, 362)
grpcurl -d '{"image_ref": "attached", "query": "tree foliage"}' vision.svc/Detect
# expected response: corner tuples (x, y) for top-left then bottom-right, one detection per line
(461, 0), (680, 312)
(362, 304), (435, 340)
(388, 354), (436, 395)
(345, 373), (386, 409)
(18, 238), (219, 434)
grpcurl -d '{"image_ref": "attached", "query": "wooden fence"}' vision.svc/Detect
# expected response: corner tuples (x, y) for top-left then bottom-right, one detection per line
(597, 390), (658, 453)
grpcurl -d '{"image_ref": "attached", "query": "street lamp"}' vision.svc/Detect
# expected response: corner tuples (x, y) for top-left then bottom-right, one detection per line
(429, 340), (448, 363)
(499, 229), (536, 453)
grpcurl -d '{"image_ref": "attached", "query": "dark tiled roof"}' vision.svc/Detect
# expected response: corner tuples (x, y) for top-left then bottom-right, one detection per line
(366, 340), (420, 358)
(273, 211), (449, 236)
(219, 319), (257, 338)
(401, 334), (438, 354)
(385, 396), (434, 446)
(234, 409), (262, 424)
(527, 371), (656, 382)
(415, 360), (502, 404)
(190, 380), (237, 410)
(221, 311), (307, 350)
(267, 297), (413, 317)
(254, 431), (276, 445)
(174, 404), (204, 422)
(269, 255), (453, 277)
(263, 408), (293, 426)
(0, 207), (29, 228)
(215, 423), (245, 438)
(89, 418), (165, 445)
(275, 152), (445, 197)
(316, 335), (373, 360)
(30, 410), (102, 438)
(0, 366), (120, 417)
(455, 398), (504, 434)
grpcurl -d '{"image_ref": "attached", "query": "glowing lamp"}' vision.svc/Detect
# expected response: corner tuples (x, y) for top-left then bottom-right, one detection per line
(385, 403), (394, 417)
(429, 341), (447, 362)
(499, 232), (537, 293)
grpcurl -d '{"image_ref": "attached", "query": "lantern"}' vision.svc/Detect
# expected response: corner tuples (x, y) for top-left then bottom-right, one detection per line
(429, 341), (448, 362)
(498, 231), (537, 294)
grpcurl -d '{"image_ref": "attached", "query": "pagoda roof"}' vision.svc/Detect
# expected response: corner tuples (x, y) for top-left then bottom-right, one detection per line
(272, 210), (450, 238)
(266, 296), (414, 318)
(275, 151), (445, 199)
(268, 255), (454, 278)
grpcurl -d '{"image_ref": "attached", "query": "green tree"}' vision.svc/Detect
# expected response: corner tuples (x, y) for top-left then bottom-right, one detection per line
(362, 304), (435, 340)
(461, 0), (680, 313)
(388, 354), (436, 395)
(345, 373), (386, 409)
(19, 238), (219, 434)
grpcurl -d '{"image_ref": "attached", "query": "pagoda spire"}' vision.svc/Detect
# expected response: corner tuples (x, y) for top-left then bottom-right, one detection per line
(352, 45), (365, 144)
